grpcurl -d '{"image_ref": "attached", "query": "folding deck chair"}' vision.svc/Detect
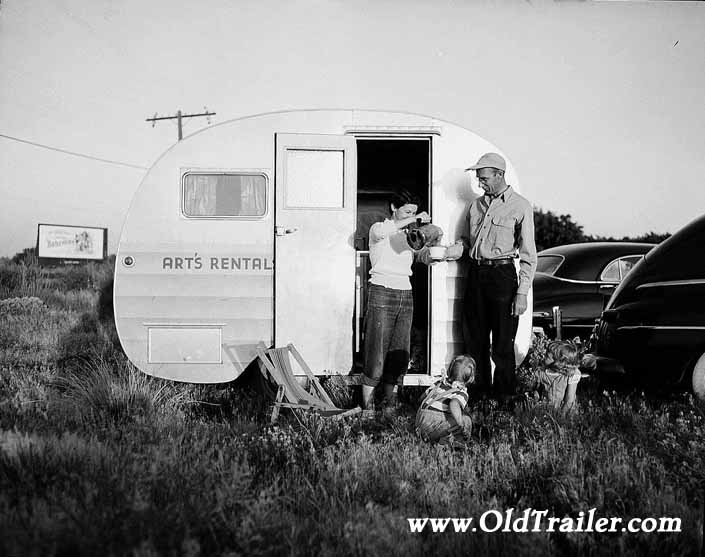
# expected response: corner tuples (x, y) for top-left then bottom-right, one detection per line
(256, 342), (362, 423)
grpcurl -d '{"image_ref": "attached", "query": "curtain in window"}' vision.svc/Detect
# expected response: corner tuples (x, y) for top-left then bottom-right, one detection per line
(184, 174), (265, 216)
(240, 175), (266, 215)
(184, 175), (217, 216)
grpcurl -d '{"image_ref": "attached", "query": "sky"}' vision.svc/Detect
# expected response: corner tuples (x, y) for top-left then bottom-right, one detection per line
(1, 0), (704, 257)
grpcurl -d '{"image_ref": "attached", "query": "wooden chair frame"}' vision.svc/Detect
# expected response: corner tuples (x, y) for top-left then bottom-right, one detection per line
(256, 342), (361, 423)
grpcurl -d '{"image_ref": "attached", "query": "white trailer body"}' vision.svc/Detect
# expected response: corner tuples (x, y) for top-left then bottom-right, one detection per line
(114, 109), (533, 384)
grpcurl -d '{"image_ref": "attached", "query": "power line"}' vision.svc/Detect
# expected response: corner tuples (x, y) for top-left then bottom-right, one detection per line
(147, 108), (216, 140)
(0, 133), (148, 170)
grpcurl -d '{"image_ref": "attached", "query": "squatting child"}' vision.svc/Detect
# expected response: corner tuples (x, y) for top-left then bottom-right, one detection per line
(538, 340), (582, 412)
(415, 354), (476, 444)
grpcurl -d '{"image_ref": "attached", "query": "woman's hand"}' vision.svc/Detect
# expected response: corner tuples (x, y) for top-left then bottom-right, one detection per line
(416, 211), (431, 223)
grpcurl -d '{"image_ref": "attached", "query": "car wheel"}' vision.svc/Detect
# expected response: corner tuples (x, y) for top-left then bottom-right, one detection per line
(692, 351), (705, 401)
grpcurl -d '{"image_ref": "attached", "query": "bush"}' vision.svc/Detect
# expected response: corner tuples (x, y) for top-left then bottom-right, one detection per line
(0, 261), (50, 299)
(0, 297), (49, 352)
(48, 262), (111, 292)
(53, 357), (190, 426)
(54, 312), (121, 374)
(97, 276), (114, 325)
(0, 326), (21, 352)
(588, 231), (671, 244)
(0, 296), (46, 315)
(10, 247), (37, 265)
(0, 263), (20, 294)
(0, 257), (115, 301)
(42, 289), (96, 313)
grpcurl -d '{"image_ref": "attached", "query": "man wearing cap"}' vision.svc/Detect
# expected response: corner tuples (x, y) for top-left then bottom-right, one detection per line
(445, 152), (537, 400)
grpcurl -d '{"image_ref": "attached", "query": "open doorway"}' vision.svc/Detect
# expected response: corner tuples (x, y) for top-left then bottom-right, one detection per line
(353, 137), (432, 376)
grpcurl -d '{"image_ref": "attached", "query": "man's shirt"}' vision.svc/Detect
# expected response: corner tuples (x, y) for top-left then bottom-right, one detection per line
(462, 186), (537, 295)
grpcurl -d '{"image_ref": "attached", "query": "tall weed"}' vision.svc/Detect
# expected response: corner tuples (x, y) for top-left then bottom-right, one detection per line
(54, 358), (190, 426)
(43, 289), (96, 313)
(54, 312), (121, 374)
(0, 259), (114, 302)
(0, 303), (74, 365)
(0, 261), (52, 299)
(321, 373), (354, 408)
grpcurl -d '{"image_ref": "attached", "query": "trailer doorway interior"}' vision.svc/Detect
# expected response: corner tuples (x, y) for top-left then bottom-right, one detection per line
(353, 137), (432, 377)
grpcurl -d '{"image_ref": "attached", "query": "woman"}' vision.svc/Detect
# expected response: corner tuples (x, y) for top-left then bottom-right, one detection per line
(361, 190), (432, 413)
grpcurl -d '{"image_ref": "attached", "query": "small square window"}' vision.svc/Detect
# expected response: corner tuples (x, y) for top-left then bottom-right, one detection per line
(183, 173), (266, 217)
(285, 149), (344, 208)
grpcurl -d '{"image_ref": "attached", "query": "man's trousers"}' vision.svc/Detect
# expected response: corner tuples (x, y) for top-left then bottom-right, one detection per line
(462, 263), (519, 396)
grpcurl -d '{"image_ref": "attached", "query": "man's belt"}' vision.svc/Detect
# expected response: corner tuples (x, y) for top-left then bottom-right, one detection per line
(470, 257), (515, 267)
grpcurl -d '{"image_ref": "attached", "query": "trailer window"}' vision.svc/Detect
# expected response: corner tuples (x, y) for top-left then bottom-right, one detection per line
(182, 173), (266, 217)
(285, 149), (344, 208)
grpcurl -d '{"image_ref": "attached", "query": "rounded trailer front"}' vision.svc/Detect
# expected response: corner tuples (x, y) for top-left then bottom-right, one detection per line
(114, 109), (533, 384)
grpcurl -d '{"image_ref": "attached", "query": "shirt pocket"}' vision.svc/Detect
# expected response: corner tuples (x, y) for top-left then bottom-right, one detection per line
(488, 215), (516, 253)
(468, 211), (483, 240)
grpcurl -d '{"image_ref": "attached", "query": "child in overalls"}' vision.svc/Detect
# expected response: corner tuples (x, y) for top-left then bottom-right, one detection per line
(415, 355), (476, 444)
(538, 340), (582, 412)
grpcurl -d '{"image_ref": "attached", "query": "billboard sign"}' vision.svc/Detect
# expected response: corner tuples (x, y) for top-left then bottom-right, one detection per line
(37, 223), (107, 263)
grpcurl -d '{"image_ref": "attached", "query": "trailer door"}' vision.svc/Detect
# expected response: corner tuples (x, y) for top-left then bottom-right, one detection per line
(275, 133), (357, 374)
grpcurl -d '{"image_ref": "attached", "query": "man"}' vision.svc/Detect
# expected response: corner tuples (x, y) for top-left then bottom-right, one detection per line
(445, 152), (537, 400)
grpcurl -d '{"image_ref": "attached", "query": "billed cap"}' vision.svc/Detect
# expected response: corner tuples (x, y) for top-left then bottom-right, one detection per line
(465, 152), (506, 172)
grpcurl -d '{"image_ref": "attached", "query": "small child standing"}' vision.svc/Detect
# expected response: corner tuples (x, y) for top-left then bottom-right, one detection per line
(538, 340), (582, 412)
(415, 355), (476, 444)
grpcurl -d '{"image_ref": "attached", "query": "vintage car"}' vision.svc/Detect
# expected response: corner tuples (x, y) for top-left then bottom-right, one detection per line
(586, 213), (705, 398)
(532, 242), (656, 339)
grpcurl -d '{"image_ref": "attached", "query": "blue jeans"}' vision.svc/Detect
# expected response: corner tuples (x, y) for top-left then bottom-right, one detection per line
(362, 284), (414, 387)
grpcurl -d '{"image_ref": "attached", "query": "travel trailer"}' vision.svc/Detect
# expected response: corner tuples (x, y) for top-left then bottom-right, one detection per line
(114, 109), (533, 384)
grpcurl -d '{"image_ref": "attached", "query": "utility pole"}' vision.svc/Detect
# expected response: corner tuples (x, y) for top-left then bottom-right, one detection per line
(146, 108), (216, 140)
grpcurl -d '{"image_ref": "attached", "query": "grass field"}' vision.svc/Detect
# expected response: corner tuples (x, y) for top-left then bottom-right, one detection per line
(0, 258), (703, 556)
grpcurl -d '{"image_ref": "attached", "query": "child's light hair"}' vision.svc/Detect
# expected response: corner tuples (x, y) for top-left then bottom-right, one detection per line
(448, 354), (476, 385)
(545, 340), (580, 373)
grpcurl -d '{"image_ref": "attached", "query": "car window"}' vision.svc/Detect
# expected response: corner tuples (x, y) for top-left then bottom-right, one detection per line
(600, 255), (645, 283)
(618, 256), (644, 280)
(536, 255), (564, 275)
(600, 260), (621, 282)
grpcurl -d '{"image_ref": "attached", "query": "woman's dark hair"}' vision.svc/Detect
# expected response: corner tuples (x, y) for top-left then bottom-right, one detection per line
(389, 189), (422, 211)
